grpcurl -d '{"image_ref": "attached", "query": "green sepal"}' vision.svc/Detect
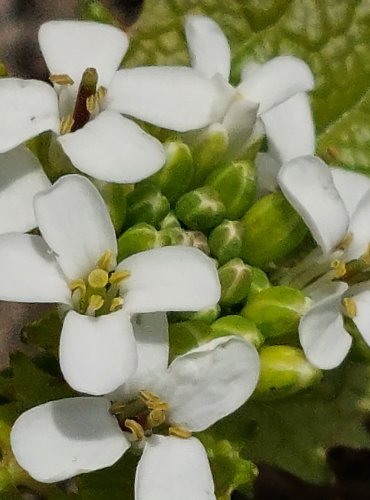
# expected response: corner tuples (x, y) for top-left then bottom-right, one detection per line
(148, 141), (194, 204)
(211, 315), (264, 349)
(240, 192), (308, 267)
(176, 186), (226, 231)
(117, 223), (168, 261)
(205, 160), (256, 220)
(98, 182), (127, 235)
(126, 183), (170, 228)
(241, 286), (310, 340)
(208, 220), (244, 265)
(218, 258), (253, 307)
(254, 346), (322, 400)
(169, 305), (221, 325)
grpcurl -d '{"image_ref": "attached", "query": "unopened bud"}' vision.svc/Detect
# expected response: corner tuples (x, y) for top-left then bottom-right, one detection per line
(118, 223), (167, 261)
(160, 227), (192, 246)
(211, 315), (264, 348)
(209, 220), (244, 265)
(159, 211), (181, 229)
(218, 258), (253, 307)
(192, 124), (229, 186)
(248, 267), (271, 299)
(126, 183), (170, 228)
(169, 321), (214, 357)
(187, 230), (211, 255)
(169, 305), (221, 324)
(98, 182), (127, 234)
(176, 186), (225, 230)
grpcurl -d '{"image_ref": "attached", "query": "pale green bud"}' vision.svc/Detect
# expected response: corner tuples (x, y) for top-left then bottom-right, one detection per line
(192, 125), (229, 186)
(126, 183), (170, 228)
(211, 315), (264, 348)
(99, 183), (127, 235)
(218, 258), (253, 307)
(240, 192), (308, 266)
(248, 267), (271, 299)
(241, 286), (310, 339)
(169, 304), (221, 324)
(176, 186), (225, 230)
(159, 211), (181, 229)
(118, 223), (168, 261)
(205, 160), (256, 219)
(208, 220), (243, 265)
(148, 141), (194, 203)
(254, 346), (322, 399)
(187, 230), (211, 255)
(160, 227), (192, 246)
(169, 321), (214, 357)
(79, 0), (116, 24)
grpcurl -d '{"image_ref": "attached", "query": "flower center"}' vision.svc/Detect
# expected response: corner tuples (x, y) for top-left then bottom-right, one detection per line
(110, 390), (191, 441)
(69, 250), (130, 317)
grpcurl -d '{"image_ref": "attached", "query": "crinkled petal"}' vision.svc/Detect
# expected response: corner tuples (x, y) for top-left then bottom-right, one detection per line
(11, 397), (129, 483)
(39, 21), (128, 91)
(34, 174), (117, 281)
(118, 246), (221, 314)
(255, 152), (281, 195)
(60, 309), (137, 396)
(0, 146), (51, 234)
(238, 56), (314, 115)
(0, 233), (69, 303)
(343, 190), (370, 262)
(278, 156), (349, 254)
(185, 15), (230, 80)
(0, 78), (59, 152)
(58, 110), (165, 183)
(349, 285), (370, 347)
(135, 435), (216, 500)
(299, 282), (352, 369)
(157, 337), (259, 432)
(106, 67), (218, 132)
(222, 99), (258, 157)
(261, 92), (315, 163)
(331, 168), (370, 218)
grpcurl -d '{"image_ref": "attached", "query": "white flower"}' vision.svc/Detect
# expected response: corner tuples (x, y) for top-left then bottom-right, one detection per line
(0, 21), (219, 183)
(0, 175), (220, 395)
(181, 15), (314, 158)
(10, 312), (260, 499)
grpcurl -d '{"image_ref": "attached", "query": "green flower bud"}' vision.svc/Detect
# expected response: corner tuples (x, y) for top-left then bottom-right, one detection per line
(211, 315), (264, 348)
(126, 183), (170, 228)
(208, 220), (243, 265)
(168, 320), (214, 358)
(241, 286), (310, 339)
(148, 141), (194, 203)
(192, 125), (229, 186)
(205, 160), (256, 219)
(169, 305), (221, 324)
(79, 0), (116, 24)
(159, 211), (181, 229)
(240, 192), (308, 266)
(187, 230), (211, 255)
(160, 227), (192, 246)
(254, 346), (322, 399)
(118, 223), (167, 261)
(218, 258), (253, 307)
(248, 267), (271, 299)
(176, 186), (225, 230)
(99, 183), (127, 235)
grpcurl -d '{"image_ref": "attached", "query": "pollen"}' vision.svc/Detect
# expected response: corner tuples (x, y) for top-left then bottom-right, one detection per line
(125, 419), (145, 441)
(343, 297), (357, 318)
(86, 294), (104, 316)
(60, 114), (75, 135)
(147, 409), (166, 428)
(169, 426), (192, 439)
(49, 74), (74, 85)
(69, 278), (86, 295)
(86, 94), (98, 114)
(331, 259), (346, 278)
(97, 250), (114, 271)
(88, 268), (109, 289)
(110, 297), (124, 312)
(109, 270), (131, 285)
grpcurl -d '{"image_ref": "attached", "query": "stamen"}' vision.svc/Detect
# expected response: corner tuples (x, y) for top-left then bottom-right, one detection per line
(86, 94), (98, 114)
(69, 278), (86, 296)
(343, 297), (357, 318)
(169, 426), (192, 439)
(109, 297), (124, 312)
(331, 259), (346, 278)
(362, 243), (370, 265)
(338, 233), (353, 250)
(86, 294), (104, 316)
(125, 419), (145, 440)
(109, 402), (125, 415)
(147, 400), (170, 411)
(88, 268), (109, 289)
(49, 74), (74, 85)
(98, 250), (114, 271)
(60, 114), (75, 135)
(97, 86), (107, 101)
(139, 390), (161, 403)
(147, 409), (166, 428)
(109, 270), (130, 285)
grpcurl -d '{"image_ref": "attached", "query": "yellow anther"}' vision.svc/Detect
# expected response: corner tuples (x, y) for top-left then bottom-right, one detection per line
(139, 390), (161, 403)
(109, 402), (125, 415)
(86, 294), (104, 316)
(169, 426), (192, 439)
(343, 297), (357, 318)
(69, 278), (86, 295)
(147, 409), (166, 428)
(60, 114), (75, 135)
(88, 268), (109, 289)
(124, 419), (145, 440)
(109, 297), (124, 312)
(97, 86), (107, 101)
(109, 270), (130, 285)
(339, 233), (353, 250)
(97, 250), (114, 271)
(49, 74), (74, 85)
(147, 400), (170, 411)
(86, 94), (97, 114)
(331, 259), (346, 278)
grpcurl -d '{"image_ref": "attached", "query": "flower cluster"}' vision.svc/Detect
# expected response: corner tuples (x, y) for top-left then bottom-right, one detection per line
(0, 11), (369, 499)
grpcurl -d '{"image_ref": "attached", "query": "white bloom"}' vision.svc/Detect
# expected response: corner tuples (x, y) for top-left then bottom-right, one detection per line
(0, 175), (220, 394)
(10, 313), (260, 499)
(0, 21), (219, 182)
(181, 15), (314, 158)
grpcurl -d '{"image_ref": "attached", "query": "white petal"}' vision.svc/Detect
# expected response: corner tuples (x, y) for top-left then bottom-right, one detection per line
(106, 67), (218, 132)
(135, 435), (216, 500)
(278, 156), (349, 254)
(11, 397), (129, 483)
(299, 281), (352, 369)
(0, 233), (69, 303)
(331, 168), (370, 218)
(34, 174), (117, 281)
(343, 190), (370, 261)
(60, 309), (137, 396)
(0, 78), (59, 152)
(39, 21), (128, 91)
(222, 99), (258, 157)
(350, 285), (370, 347)
(261, 92), (315, 163)
(238, 56), (314, 115)
(255, 152), (281, 194)
(0, 146), (51, 234)
(118, 246), (221, 314)
(158, 337), (259, 432)
(185, 15), (231, 80)
(58, 110), (165, 183)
